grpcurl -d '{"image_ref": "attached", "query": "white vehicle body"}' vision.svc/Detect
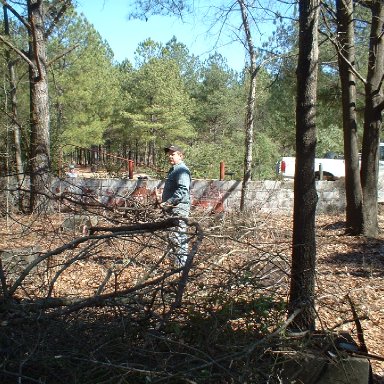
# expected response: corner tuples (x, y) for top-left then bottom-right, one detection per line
(277, 143), (384, 180)
(278, 157), (345, 180)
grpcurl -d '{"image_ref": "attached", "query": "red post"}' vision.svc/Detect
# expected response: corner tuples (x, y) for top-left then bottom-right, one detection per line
(128, 160), (134, 179)
(58, 146), (63, 178)
(281, 160), (286, 173)
(220, 161), (225, 180)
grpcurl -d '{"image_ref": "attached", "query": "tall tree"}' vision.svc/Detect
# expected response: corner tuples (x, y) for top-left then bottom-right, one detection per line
(49, 13), (119, 153)
(2, 5), (25, 204)
(189, 53), (246, 179)
(336, 0), (363, 234)
(1, 0), (72, 211)
(288, 0), (320, 331)
(239, 0), (257, 211)
(163, 36), (201, 94)
(120, 51), (195, 164)
(28, 0), (51, 211)
(194, 53), (243, 142)
(360, 0), (384, 237)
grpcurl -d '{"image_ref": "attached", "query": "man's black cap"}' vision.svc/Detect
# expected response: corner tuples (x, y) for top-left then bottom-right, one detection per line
(164, 144), (184, 154)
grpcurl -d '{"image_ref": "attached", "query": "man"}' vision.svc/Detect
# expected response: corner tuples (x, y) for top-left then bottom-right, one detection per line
(66, 164), (78, 178)
(160, 144), (191, 267)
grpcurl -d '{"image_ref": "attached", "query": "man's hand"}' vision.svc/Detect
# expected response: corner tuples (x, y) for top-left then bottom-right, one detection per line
(160, 201), (173, 209)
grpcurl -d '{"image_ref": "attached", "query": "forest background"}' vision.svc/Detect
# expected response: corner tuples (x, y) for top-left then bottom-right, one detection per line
(0, 0), (358, 182)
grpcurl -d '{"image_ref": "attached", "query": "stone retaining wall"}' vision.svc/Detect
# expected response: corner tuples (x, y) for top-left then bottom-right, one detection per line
(53, 178), (352, 214)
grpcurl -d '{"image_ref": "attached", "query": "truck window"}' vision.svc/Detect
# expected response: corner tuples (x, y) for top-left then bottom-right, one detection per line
(380, 144), (384, 161)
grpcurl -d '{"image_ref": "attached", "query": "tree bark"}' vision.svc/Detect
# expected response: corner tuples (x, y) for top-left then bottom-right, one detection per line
(360, 1), (384, 238)
(288, 0), (320, 331)
(3, 5), (26, 209)
(336, 0), (363, 235)
(28, 0), (52, 212)
(239, 0), (257, 212)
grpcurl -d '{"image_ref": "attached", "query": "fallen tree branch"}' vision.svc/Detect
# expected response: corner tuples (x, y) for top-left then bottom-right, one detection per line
(8, 218), (181, 296)
(89, 217), (180, 234)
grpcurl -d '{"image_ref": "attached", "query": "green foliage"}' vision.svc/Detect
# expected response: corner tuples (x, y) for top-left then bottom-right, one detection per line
(163, 36), (202, 94)
(192, 53), (246, 145)
(187, 141), (244, 180)
(0, 16), (36, 165)
(122, 57), (195, 147)
(261, 63), (297, 155)
(48, 12), (119, 153)
(106, 38), (197, 162)
(133, 38), (164, 66)
(253, 132), (281, 179)
(186, 133), (278, 181)
(317, 124), (344, 157)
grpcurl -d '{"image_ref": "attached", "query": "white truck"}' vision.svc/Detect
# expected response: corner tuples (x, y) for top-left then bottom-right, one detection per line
(277, 143), (384, 180)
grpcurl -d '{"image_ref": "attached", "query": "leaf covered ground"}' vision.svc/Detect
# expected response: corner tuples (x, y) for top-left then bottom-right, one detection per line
(0, 207), (383, 383)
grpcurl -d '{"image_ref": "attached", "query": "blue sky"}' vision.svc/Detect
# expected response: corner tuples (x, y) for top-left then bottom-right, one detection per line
(75, 0), (285, 72)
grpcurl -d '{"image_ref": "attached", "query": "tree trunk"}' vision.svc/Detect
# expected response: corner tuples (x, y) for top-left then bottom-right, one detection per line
(288, 0), (320, 331)
(336, 0), (363, 235)
(28, 0), (51, 212)
(239, 0), (257, 212)
(3, 5), (25, 209)
(360, 1), (384, 238)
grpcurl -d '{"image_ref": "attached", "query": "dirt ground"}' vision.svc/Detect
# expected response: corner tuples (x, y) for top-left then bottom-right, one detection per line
(0, 207), (383, 383)
(314, 214), (384, 382)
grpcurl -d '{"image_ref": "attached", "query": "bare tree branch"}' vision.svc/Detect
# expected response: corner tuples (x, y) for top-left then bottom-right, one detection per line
(0, 33), (37, 71)
(0, 0), (31, 29)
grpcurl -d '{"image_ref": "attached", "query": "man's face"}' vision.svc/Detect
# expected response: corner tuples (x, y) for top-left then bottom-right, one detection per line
(167, 150), (183, 165)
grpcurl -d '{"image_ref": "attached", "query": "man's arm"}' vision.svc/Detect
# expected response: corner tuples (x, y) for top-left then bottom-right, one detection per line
(162, 168), (190, 207)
